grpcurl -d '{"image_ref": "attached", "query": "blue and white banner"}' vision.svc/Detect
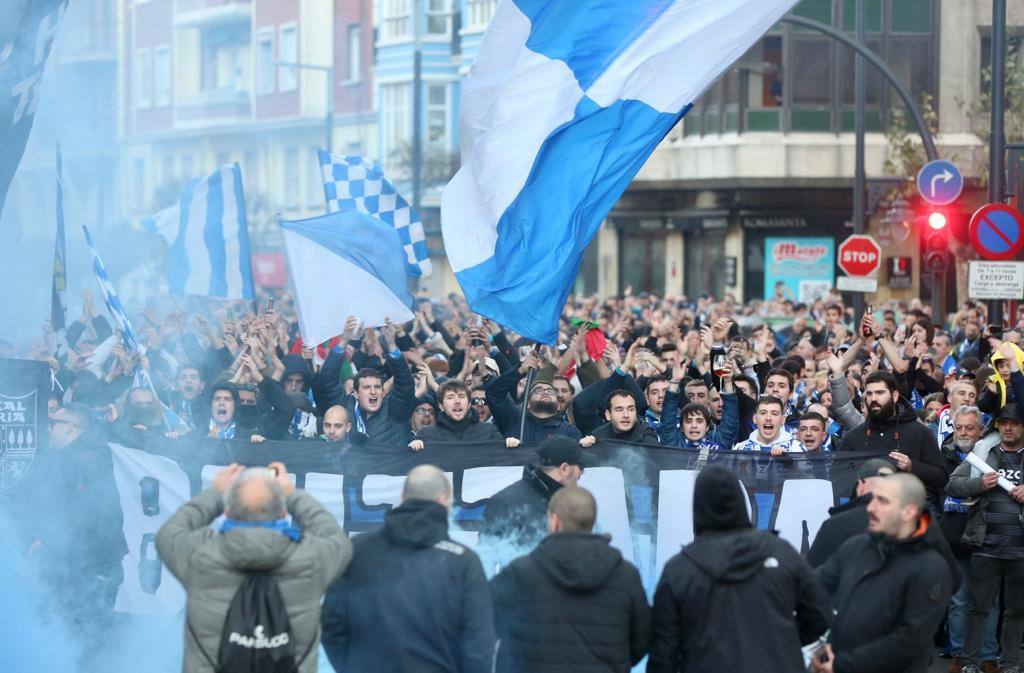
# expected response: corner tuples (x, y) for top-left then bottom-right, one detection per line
(280, 210), (414, 346)
(443, 0), (797, 342)
(318, 150), (432, 279)
(143, 164), (254, 300)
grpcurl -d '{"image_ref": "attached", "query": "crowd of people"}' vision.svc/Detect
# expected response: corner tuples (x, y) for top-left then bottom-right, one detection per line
(16, 285), (1024, 673)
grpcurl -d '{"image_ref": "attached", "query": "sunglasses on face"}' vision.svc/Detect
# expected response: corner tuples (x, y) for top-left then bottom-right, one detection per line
(471, 398), (487, 405)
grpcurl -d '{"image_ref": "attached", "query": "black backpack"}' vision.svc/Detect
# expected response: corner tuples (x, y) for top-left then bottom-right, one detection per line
(189, 573), (316, 673)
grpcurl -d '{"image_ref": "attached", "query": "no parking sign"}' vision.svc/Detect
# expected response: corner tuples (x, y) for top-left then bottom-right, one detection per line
(969, 203), (1024, 261)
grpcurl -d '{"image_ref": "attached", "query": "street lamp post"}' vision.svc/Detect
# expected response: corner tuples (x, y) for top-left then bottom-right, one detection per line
(275, 60), (335, 154)
(989, 0), (1007, 326)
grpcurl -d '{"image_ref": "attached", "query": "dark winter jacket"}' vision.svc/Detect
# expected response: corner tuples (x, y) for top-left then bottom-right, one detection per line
(417, 411), (504, 444)
(648, 529), (830, 673)
(486, 369), (582, 443)
(806, 496), (960, 593)
(945, 433), (1013, 548)
(656, 388), (740, 449)
(648, 464), (830, 673)
(591, 419), (661, 446)
(491, 533), (650, 673)
(817, 521), (954, 673)
(938, 433), (977, 558)
(342, 353), (417, 446)
(322, 500), (495, 673)
(480, 465), (563, 550)
(571, 367), (647, 436)
(838, 398), (948, 504)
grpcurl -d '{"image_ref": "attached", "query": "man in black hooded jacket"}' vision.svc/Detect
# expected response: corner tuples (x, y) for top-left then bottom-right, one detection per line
(479, 437), (597, 554)
(490, 486), (650, 673)
(579, 389), (660, 448)
(647, 464), (830, 673)
(321, 465), (495, 673)
(813, 473), (953, 673)
(838, 371), (948, 506)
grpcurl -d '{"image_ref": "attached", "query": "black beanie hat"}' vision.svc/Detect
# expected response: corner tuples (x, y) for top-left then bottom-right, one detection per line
(693, 464), (752, 536)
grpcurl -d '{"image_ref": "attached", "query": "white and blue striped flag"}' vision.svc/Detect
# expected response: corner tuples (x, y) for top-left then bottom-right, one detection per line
(442, 0), (797, 343)
(143, 163), (255, 300)
(318, 149), (432, 278)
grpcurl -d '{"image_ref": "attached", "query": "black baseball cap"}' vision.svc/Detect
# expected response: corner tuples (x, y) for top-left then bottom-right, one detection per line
(998, 403), (1024, 423)
(955, 367), (976, 380)
(536, 436), (598, 468)
(856, 458), (896, 481)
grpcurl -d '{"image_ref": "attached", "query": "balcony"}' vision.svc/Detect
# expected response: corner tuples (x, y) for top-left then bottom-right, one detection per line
(174, 0), (250, 29)
(176, 88), (251, 126)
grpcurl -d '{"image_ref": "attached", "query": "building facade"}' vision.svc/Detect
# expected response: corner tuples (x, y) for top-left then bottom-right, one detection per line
(601, 0), (1023, 310)
(118, 0), (375, 258)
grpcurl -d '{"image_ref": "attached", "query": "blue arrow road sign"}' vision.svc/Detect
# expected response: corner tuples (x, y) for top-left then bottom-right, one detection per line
(917, 160), (963, 206)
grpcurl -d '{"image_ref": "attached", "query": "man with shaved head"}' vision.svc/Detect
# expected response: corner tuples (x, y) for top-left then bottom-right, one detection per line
(813, 473), (953, 673)
(322, 465), (496, 673)
(321, 405), (352, 443)
(156, 462), (352, 673)
(490, 486), (650, 673)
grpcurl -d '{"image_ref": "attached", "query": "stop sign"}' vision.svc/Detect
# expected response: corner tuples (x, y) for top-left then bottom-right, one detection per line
(838, 235), (881, 276)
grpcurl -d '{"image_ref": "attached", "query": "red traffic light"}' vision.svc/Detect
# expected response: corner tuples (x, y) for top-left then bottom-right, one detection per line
(928, 212), (948, 230)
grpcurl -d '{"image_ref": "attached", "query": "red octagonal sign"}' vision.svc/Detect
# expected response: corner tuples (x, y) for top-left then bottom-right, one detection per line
(838, 234), (881, 277)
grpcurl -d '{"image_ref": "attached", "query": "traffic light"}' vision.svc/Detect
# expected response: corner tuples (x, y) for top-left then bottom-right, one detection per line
(920, 205), (951, 274)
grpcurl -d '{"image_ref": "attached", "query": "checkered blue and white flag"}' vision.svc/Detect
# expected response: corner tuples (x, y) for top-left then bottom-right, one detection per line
(82, 225), (141, 355)
(317, 149), (432, 278)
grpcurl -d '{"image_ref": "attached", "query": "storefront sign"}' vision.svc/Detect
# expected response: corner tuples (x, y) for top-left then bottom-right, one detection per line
(968, 261), (1024, 300)
(763, 237), (835, 302)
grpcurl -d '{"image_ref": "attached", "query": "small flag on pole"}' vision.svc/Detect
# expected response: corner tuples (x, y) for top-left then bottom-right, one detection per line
(143, 163), (255, 300)
(83, 224), (191, 432)
(82, 225), (141, 354)
(51, 141), (68, 360)
(318, 150), (432, 278)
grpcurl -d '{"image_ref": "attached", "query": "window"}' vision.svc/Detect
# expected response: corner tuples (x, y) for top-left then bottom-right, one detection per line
(162, 156), (175, 183)
(200, 27), (250, 92)
(283, 147), (299, 208)
(278, 25), (298, 92)
(346, 24), (362, 83)
(891, 0), (932, 34)
(132, 158), (146, 210)
(790, 39), (831, 106)
(257, 28), (274, 94)
(244, 149), (259, 189)
(154, 46), (171, 106)
(181, 154), (195, 181)
(427, 83), (448, 150)
(466, 0), (496, 29)
(426, 0), (451, 36)
(136, 48), (152, 108)
(381, 0), (411, 41)
(307, 147), (324, 206)
(380, 82), (412, 171)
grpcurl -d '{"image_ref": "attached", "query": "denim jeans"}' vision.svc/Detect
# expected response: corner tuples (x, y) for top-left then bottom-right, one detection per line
(965, 554), (1024, 665)
(948, 557), (1000, 661)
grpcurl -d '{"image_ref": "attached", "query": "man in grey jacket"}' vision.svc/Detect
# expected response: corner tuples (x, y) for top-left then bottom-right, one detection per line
(156, 461), (353, 673)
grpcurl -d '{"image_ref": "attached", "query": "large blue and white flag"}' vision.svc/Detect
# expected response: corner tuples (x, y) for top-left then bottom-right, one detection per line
(443, 0), (797, 342)
(318, 149), (432, 278)
(143, 163), (254, 300)
(280, 210), (414, 346)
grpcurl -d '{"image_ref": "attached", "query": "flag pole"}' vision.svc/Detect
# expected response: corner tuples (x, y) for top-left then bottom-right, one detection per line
(518, 367), (536, 442)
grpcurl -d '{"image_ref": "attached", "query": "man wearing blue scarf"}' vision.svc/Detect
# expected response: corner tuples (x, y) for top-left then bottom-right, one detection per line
(156, 462), (353, 673)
